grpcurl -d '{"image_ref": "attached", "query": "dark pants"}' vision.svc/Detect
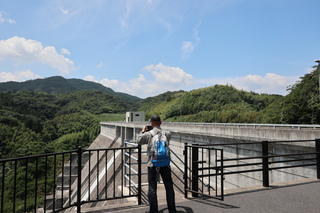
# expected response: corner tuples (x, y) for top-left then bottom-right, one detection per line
(148, 166), (177, 213)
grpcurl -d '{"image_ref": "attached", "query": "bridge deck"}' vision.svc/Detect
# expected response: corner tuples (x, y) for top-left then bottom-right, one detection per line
(81, 178), (320, 213)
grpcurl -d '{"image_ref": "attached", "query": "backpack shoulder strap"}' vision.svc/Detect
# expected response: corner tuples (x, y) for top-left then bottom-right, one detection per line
(149, 129), (156, 137)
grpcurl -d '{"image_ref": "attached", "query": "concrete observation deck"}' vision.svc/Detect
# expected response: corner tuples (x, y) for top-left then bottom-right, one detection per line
(80, 122), (320, 212)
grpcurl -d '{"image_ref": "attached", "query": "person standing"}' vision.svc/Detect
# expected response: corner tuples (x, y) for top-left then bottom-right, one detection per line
(137, 114), (177, 213)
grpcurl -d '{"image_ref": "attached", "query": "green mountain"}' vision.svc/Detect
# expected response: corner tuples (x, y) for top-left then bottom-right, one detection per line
(137, 66), (320, 125)
(138, 86), (284, 123)
(0, 76), (141, 102)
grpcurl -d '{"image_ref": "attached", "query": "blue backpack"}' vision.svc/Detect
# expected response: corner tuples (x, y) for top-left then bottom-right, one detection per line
(150, 131), (171, 167)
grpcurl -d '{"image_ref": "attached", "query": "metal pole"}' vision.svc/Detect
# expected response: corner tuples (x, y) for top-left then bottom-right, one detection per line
(137, 145), (142, 205)
(184, 143), (188, 198)
(262, 141), (269, 187)
(77, 147), (83, 213)
(315, 139), (320, 179)
(315, 60), (320, 96)
(191, 144), (199, 197)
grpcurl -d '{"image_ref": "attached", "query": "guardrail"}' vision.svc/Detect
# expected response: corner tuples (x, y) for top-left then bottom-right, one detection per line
(1, 137), (319, 212)
(0, 146), (142, 213)
(185, 139), (320, 200)
(101, 121), (320, 129)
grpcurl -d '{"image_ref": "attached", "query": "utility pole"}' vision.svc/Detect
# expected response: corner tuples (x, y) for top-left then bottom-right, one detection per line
(316, 60), (320, 96)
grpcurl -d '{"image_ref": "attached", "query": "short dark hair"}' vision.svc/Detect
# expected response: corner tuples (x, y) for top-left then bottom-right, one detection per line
(150, 114), (161, 122)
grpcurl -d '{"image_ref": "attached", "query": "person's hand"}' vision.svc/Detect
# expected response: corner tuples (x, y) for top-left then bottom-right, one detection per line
(142, 125), (147, 133)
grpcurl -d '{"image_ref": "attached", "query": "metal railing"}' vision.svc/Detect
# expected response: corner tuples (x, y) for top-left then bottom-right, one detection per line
(0, 146), (142, 213)
(1, 138), (320, 212)
(123, 140), (186, 195)
(184, 144), (224, 200)
(185, 139), (320, 200)
(102, 121), (320, 129)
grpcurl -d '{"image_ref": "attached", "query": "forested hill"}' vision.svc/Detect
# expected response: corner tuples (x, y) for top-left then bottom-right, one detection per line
(1, 66), (319, 160)
(0, 76), (141, 102)
(139, 66), (320, 125)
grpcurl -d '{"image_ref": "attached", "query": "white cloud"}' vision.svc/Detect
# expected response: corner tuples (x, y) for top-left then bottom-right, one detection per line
(205, 73), (299, 95)
(60, 48), (70, 55)
(0, 70), (40, 82)
(232, 73), (297, 94)
(84, 63), (298, 98)
(84, 63), (194, 98)
(0, 36), (76, 75)
(142, 63), (193, 85)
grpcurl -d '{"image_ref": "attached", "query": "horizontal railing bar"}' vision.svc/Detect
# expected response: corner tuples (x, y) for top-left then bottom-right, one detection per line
(185, 189), (222, 200)
(218, 156), (264, 162)
(125, 162), (148, 165)
(186, 142), (261, 148)
(268, 139), (315, 143)
(198, 162), (262, 171)
(270, 163), (316, 170)
(268, 152), (318, 158)
(125, 173), (148, 176)
(271, 158), (316, 164)
(0, 150), (77, 162)
(86, 147), (137, 152)
(218, 152), (318, 163)
(124, 141), (138, 146)
(107, 121), (320, 129)
(220, 168), (263, 176)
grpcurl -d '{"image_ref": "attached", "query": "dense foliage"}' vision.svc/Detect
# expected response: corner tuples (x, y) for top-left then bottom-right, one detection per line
(0, 89), (135, 211)
(0, 90), (136, 159)
(0, 76), (141, 102)
(138, 67), (320, 125)
(139, 85), (283, 123)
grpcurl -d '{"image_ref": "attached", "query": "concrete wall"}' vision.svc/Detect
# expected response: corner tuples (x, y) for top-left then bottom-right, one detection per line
(101, 122), (319, 190)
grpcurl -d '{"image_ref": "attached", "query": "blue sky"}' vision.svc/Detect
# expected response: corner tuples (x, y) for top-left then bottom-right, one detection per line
(1, 0), (319, 98)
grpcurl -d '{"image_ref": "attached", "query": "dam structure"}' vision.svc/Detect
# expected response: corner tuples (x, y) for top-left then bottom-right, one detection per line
(34, 122), (320, 212)
(100, 121), (320, 189)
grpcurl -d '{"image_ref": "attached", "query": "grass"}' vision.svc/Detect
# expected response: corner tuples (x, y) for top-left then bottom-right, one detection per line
(96, 113), (126, 122)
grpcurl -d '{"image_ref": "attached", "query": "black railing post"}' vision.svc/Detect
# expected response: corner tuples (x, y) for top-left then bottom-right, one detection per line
(77, 147), (83, 213)
(220, 150), (224, 201)
(184, 143), (188, 198)
(137, 145), (142, 205)
(315, 139), (320, 179)
(262, 140), (269, 187)
(191, 144), (199, 197)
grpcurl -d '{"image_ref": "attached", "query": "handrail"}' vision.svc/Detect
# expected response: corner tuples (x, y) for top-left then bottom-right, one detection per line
(0, 146), (142, 212)
(185, 138), (320, 200)
(2, 136), (319, 212)
(101, 121), (320, 129)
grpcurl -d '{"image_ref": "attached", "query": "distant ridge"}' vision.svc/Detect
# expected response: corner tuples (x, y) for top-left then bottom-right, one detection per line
(0, 76), (141, 102)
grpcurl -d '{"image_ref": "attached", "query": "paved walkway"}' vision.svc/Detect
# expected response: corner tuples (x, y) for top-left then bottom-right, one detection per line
(82, 178), (320, 213)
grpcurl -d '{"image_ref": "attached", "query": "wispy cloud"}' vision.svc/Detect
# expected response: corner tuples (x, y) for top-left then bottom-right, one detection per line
(60, 48), (70, 55)
(181, 22), (201, 59)
(0, 11), (16, 24)
(60, 8), (69, 15)
(97, 62), (103, 68)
